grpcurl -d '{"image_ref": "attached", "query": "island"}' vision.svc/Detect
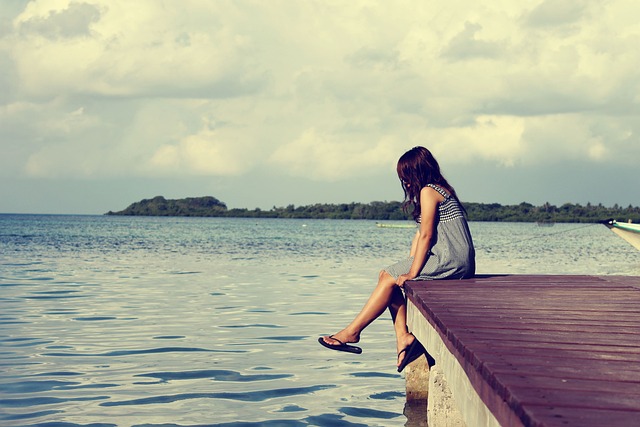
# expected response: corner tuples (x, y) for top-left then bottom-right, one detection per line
(106, 196), (640, 223)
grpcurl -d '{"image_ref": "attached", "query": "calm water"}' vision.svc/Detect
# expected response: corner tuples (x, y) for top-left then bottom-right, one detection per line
(1, 215), (639, 426)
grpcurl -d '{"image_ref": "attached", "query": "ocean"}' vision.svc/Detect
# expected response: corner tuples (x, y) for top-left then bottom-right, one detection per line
(1, 215), (638, 426)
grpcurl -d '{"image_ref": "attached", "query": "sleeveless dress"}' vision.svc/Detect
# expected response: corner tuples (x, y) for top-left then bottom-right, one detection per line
(384, 184), (475, 280)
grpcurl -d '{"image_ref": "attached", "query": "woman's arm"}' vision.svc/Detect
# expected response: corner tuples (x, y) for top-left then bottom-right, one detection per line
(397, 186), (442, 287)
(409, 230), (419, 257)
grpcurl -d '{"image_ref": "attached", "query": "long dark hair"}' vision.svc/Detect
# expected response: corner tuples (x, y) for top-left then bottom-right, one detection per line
(397, 146), (463, 222)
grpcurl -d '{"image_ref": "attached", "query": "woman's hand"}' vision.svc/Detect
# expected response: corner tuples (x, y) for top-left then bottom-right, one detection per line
(396, 273), (414, 288)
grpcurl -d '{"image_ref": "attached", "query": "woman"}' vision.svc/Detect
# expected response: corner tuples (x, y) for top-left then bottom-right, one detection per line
(318, 146), (475, 372)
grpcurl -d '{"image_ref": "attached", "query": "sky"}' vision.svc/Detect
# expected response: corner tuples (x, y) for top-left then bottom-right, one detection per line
(1, 0), (639, 215)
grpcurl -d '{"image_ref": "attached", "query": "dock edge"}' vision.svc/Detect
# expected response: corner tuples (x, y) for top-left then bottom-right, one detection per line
(407, 299), (504, 427)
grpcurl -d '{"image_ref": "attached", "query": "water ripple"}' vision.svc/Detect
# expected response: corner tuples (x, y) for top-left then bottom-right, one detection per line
(290, 311), (328, 315)
(42, 347), (238, 357)
(303, 414), (370, 426)
(101, 384), (336, 406)
(0, 410), (63, 422)
(1, 395), (108, 408)
(3, 380), (119, 393)
(3, 380), (79, 393)
(32, 371), (83, 377)
(257, 336), (306, 341)
(350, 371), (398, 379)
(133, 421), (306, 427)
(22, 294), (86, 300)
(219, 324), (284, 329)
(339, 406), (401, 419)
(0, 337), (52, 347)
(370, 391), (404, 400)
(135, 369), (292, 382)
(275, 404), (306, 412)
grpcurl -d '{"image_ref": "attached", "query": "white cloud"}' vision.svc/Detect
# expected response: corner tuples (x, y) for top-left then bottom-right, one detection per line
(441, 22), (505, 61)
(426, 116), (525, 167)
(1, 0), (640, 187)
(16, 1), (100, 38)
(524, 0), (593, 29)
(147, 121), (254, 176)
(8, 0), (265, 98)
(269, 128), (397, 181)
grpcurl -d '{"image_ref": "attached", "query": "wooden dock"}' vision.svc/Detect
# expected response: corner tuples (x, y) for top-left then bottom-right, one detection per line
(404, 274), (640, 427)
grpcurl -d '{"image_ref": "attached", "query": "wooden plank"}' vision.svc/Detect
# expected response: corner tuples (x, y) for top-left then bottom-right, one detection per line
(496, 372), (640, 395)
(405, 275), (640, 427)
(520, 407), (640, 427)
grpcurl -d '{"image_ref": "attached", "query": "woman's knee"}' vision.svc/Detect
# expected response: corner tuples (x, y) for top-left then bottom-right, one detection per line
(378, 270), (396, 286)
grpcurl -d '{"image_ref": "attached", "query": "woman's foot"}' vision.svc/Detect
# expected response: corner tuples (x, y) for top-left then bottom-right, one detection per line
(318, 329), (362, 354)
(320, 329), (360, 347)
(396, 333), (426, 372)
(396, 333), (416, 368)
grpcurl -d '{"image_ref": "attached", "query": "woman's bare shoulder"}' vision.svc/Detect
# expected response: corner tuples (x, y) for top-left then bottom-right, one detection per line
(420, 185), (445, 202)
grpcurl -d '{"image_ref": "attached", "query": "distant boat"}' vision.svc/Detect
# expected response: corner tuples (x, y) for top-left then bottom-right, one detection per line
(375, 222), (415, 229)
(536, 221), (555, 227)
(603, 219), (640, 251)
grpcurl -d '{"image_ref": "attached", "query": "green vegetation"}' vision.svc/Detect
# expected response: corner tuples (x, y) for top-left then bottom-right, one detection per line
(106, 196), (640, 223)
(106, 196), (228, 217)
(465, 202), (640, 223)
(106, 196), (407, 220)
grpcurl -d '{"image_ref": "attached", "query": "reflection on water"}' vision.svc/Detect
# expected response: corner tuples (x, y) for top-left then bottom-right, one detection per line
(1, 216), (638, 426)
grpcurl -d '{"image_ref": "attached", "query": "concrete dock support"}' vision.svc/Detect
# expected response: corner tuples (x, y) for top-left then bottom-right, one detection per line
(404, 356), (429, 426)
(405, 355), (430, 401)
(405, 346), (466, 427)
(427, 364), (466, 426)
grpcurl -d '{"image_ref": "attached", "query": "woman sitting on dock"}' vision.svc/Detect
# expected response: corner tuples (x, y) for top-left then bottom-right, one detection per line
(319, 146), (476, 372)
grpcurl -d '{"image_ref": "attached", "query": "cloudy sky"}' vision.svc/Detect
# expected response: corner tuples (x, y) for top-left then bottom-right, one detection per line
(1, 0), (639, 214)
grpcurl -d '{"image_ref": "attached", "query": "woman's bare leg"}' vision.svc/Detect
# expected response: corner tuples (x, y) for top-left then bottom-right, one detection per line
(387, 285), (416, 367)
(322, 270), (414, 361)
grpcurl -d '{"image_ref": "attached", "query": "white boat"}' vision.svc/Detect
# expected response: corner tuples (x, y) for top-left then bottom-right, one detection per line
(603, 220), (640, 251)
(375, 222), (415, 229)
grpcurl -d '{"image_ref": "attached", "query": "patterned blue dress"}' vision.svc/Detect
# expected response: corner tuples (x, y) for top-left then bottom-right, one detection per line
(384, 184), (475, 280)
